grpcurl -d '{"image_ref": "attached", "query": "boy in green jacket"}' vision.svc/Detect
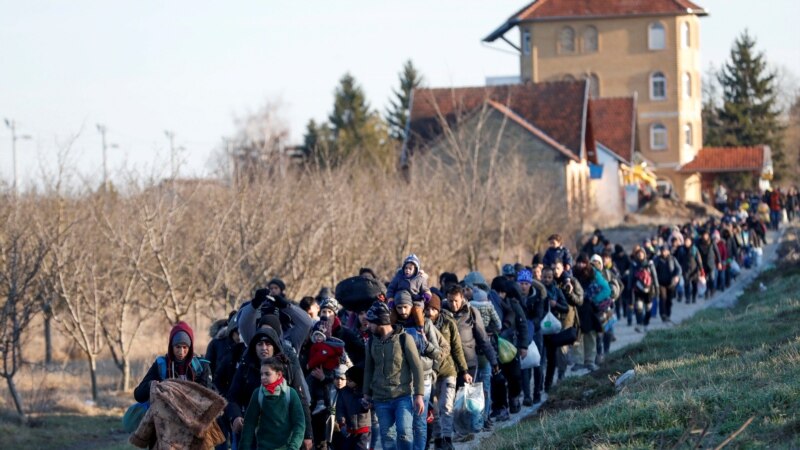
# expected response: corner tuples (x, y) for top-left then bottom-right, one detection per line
(241, 356), (306, 450)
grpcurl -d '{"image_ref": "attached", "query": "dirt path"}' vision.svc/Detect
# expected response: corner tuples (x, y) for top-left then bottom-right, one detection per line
(456, 228), (782, 450)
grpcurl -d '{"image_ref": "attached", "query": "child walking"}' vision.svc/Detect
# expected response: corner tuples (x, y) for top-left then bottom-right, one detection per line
(240, 356), (306, 450)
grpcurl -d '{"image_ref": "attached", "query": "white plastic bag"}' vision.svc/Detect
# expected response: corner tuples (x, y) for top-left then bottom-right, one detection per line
(520, 339), (541, 369)
(697, 275), (707, 297)
(540, 309), (562, 335)
(453, 382), (484, 434)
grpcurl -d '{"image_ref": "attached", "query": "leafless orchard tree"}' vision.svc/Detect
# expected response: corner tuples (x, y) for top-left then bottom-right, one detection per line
(0, 199), (49, 423)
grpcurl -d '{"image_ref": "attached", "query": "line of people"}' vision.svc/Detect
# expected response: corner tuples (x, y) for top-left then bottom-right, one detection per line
(131, 211), (771, 450)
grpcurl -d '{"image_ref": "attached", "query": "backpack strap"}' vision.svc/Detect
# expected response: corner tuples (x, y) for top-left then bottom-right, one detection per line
(156, 356), (167, 380)
(259, 386), (292, 409)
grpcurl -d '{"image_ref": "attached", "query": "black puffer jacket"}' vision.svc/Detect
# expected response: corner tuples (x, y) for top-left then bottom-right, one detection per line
(225, 326), (313, 441)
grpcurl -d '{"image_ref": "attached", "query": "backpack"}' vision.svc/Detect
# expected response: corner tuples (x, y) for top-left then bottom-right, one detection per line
(258, 384), (292, 409)
(634, 266), (653, 294)
(155, 355), (205, 380)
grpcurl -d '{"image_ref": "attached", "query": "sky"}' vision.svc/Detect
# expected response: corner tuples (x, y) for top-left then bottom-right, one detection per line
(1, 0), (799, 189)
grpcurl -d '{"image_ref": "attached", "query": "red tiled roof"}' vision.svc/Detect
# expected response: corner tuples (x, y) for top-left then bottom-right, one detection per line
(485, 0), (707, 41)
(517, 0), (706, 20)
(408, 81), (589, 160)
(589, 97), (636, 163)
(679, 146), (769, 173)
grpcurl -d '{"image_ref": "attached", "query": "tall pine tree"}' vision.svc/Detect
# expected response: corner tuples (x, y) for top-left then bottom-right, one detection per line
(715, 31), (785, 177)
(385, 60), (424, 142)
(303, 72), (394, 170)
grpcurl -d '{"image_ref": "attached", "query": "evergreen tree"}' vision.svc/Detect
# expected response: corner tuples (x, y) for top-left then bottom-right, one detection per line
(329, 73), (371, 145)
(385, 60), (424, 142)
(716, 31), (785, 176)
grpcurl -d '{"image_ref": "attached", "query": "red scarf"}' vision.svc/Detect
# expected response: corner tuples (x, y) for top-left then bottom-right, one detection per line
(263, 375), (284, 394)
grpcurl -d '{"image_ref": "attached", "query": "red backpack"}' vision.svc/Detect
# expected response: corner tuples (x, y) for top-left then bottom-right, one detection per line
(634, 266), (653, 294)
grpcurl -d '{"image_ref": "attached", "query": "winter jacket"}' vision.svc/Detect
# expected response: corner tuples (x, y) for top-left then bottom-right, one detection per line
(697, 239), (721, 273)
(470, 289), (502, 335)
(577, 268), (612, 333)
(336, 386), (371, 435)
(329, 316), (366, 368)
(555, 274), (583, 330)
(542, 283), (569, 323)
(225, 326), (313, 441)
(240, 381), (306, 450)
(543, 246), (574, 273)
(715, 239), (729, 267)
(205, 325), (234, 376)
(213, 342), (245, 396)
(627, 258), (660, 300)
(445, 301), (497, 369)
(399, 316), (447, 376)
(308, 338), (345, 371)
(129, 380), (226, 450)
(675, 245), (703, 281)
(239, 301), (313, 356)
(498, 294), (529, 350)
(386, 254), (431, 304)
(134, 321), (212, 403)
(433, 310), (468, 379)
(363, 326), (425, 402)
(654, 255), (682, 288)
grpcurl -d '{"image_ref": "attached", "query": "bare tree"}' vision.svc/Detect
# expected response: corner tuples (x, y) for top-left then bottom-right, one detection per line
(0, 200), (49, 423)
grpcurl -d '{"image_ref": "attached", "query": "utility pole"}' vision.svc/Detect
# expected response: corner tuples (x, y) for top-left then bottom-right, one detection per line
(96, 124), (118, 192)
(4, 118), (32, 196)
(164, 130), (176, 179)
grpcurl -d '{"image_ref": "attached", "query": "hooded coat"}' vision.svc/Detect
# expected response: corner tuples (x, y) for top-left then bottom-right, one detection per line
(129, 379), (226, 450)
(386, 254), (431, 303)
(225, 326), (313, 441)
(134, 322), (212, 403)
(445, 301), (497, 369)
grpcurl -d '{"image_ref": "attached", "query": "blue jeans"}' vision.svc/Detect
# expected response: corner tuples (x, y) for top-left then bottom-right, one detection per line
(374, 396), (414, 450)
(479, 363), (492, 421)
(412, 374), (433, 450)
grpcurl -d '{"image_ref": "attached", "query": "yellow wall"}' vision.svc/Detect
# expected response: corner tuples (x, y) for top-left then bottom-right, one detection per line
(519, 14), (703, 201)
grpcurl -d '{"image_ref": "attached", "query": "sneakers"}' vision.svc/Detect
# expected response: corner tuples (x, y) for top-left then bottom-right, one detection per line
(634, 326), (642, 333)
(312, 400), (327, 415)
(533, 393), (542, 404)
(509, 398), (521, 414)
(482, 418), (494, 432)
(522, 396), (534, 407)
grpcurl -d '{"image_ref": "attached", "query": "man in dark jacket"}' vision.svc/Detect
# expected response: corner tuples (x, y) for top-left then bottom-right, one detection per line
(134, 321), (212, 403)
(675, 237), (703, 303)
(653, 246), (682, 323)
(696, 231), (722, 299)
(428, 294), (470, 450)
(628, 248), (660, 333)
(491, 279), (529, 417)
(553, 260), (584, 377)
(225, 325), (313, 450)
(518, 269), (546, 406)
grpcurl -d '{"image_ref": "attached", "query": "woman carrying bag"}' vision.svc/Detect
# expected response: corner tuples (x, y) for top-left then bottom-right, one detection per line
(540, 267), (571, 393)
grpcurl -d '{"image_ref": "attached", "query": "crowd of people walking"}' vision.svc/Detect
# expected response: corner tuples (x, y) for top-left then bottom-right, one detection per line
(127, 185), (788, 450)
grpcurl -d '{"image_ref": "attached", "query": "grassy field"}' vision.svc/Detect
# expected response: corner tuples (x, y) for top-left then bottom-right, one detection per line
(483, 264), (800, 449)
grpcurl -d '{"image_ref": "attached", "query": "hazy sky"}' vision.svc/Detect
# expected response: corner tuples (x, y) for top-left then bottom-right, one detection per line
(2, 0), (798, 188)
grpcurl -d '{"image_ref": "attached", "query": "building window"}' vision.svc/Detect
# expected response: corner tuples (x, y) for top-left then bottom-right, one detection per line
(684, 123), (693, 146)
(651, 123), (667, 150)
(583, 26), (598, 52)
(682, 22), (691, 48)
(650, 72), (667, 100)
(585, 73), (600, 98)
(648, 22), (665, 50)
(683, 72), (692, 98)
(522, 30), (531, 55)
(559, 26), (575, 53)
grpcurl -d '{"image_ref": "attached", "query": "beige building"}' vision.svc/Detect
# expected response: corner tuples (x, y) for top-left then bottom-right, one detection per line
(485, 0), (708, 201)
